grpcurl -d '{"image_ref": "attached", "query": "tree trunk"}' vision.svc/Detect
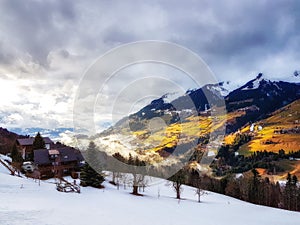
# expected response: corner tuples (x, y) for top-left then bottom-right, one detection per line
(176, 188), (180, 199)
(133, 185), (139, 195)
(112, 171), (116, 184)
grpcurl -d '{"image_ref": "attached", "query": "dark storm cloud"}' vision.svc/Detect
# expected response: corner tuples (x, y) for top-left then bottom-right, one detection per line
(0, 0), (76, 66)
(183, 1), (299, 82)
(205, 2), (300, 55)
(159, 1), (300, 66)
(1, 0), (300, 75)
(0, 0), (300, 130)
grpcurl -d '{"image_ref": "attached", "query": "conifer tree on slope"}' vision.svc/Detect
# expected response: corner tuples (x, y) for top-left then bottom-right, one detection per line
(248, 168), (260, 203)
(32, 132), (46, 150)
(26, 132), (46, 161)
(11, 143), (23, 173)
(80, 141), (105, 188)
(284, 173), (298, 211)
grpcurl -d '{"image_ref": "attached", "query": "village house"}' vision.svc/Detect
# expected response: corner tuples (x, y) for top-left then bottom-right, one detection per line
(16, 137), (54, 160)
(34, 147), (84, 178)
(16, 136), (84, 178)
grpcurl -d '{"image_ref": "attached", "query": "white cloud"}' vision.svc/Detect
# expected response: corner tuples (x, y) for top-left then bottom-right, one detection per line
(0, 0), (299, 132)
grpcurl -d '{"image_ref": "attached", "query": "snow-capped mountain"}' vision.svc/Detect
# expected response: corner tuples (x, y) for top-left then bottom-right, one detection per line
(111, 74), (300, 133)
(226, 73), (300, 114)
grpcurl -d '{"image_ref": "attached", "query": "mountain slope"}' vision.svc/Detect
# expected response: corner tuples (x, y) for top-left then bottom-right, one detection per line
(111, 74), (300, 136)
(98, 75), (300, 155)
(226, 74), (300, 114)
(222, 99), (300, 179)
(0, 127), (27, 155)
(0, 160), (299, 225)
(226, 99), (300, 154)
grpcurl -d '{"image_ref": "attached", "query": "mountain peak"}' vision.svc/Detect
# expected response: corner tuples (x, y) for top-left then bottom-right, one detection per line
(237, 73), (265, 91)
(256, 72), (263, 80)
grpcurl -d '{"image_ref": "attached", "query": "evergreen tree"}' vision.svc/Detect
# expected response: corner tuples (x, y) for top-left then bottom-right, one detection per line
(292, 175), (298, 185)
(292, 175), (298, 211)
(80, 141), (105, 188)
(271, 182), (282, 208)
(248, 169), (260, 203)
(287, 173), (292, 185)
(297, 184), (300, 211)
(80, 163), (105, 188)
(32, 132), (46, 150)
(11, 143), (23, 172)
(128, 153), (134, 165)
(225, 177), (241, 199)
(113, 152), (126, 163)
(283, 173), (298, 210)
(262, 177), (272, 206)
(284, 173), (291, 210)
(11, 143), (23, 163)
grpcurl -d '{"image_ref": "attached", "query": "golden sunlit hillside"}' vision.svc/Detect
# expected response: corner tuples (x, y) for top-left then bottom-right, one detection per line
(131, 109), (246, 154)
(232, 99), (300, 155)
(125, 99), (300, 156)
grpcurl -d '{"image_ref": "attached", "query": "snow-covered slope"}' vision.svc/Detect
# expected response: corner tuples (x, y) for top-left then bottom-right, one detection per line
(0, 160), (299, 225)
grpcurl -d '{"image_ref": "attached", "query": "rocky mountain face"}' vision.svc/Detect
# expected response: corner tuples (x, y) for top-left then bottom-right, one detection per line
(226, 73), (300, 113)
(116, 74), (300, 134)
(225, 74), (300, 132)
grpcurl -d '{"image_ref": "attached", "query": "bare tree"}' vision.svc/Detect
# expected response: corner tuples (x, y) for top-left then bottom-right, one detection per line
(169, 170), (187, 199)
(127, 154), (146, 195)
(122, 173), (128, 190)
(130, 173), (145, 195)
(193, 176), (206, 203)
(110, 153), (127, 185)
(115, 171), (122, 190)
(139, 174), (149, 192)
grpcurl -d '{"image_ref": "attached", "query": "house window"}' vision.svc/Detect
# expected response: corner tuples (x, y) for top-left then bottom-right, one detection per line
(49, 154), (58, 159)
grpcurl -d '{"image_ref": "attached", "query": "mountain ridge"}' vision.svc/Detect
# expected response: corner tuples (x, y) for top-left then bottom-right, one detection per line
(109, 74), (300, 135)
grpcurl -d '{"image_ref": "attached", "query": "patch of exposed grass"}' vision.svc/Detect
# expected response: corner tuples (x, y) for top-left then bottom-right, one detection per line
(237, 144), (252, 156)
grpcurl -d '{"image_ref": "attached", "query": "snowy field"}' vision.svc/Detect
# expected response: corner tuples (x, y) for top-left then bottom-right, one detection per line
(0, 157), (300, 225)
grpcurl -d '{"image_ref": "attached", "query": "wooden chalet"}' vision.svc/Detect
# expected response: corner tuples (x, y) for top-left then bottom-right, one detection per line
(34, 147), (84, 178)
(17, 137), (54, 161)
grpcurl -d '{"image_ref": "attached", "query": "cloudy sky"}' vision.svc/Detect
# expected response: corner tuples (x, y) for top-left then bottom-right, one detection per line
(0, 0), (299, 132)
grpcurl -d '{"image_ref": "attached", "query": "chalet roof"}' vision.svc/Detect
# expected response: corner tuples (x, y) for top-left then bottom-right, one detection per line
(59, 147), (84, 163)
(17, 137), (53, 146)
(34, 147), (84, 165)
(34, 149), (51, 165)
